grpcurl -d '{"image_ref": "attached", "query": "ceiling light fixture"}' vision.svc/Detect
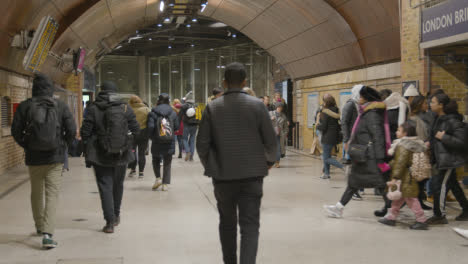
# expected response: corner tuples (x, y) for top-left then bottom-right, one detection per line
(192, 18), (198, 22)
(168, 45), (172, 49)
(149, 38), (152, 41)
(160, 1), (165, 12)
(115, 45), (122, 50)
(157, 23), (163, 27)
(232, 34), (237, 38)
(201, 3), (207, 12)
(186, 24), (191, 28)
(191, 44), (195, 47)
(152, 72), (159, 76)
(164, 18), (170, 22)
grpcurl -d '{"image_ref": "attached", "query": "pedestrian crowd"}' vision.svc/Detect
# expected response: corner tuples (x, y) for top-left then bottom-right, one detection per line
(9, 64), (468, 263)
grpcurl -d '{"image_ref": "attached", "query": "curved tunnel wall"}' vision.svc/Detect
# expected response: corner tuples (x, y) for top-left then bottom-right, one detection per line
(1, 0), (400, 83)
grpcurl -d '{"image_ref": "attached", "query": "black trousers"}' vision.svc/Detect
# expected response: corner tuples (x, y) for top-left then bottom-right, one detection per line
(129, 128), (149, 172)
(152, 154), (173, 184)
(176, 135), (184, 155)
(340, 185), (388, 207)
(93, 165), (126, 223)
(213, 178), (263, 264)
(431, 168), (468, 216)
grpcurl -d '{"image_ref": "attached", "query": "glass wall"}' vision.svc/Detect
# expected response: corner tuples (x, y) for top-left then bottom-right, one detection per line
(99, 43), (272, 105)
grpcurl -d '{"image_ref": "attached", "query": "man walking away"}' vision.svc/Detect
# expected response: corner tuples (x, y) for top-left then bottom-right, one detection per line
(197, 62), (277, 264)
(179, 99), (199, 161)
(12, 73), (76, 249)
(81, 81), (140, 233)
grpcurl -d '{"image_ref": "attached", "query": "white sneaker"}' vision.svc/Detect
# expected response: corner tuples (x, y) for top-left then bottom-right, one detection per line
(162, 184), (169, 191)
(320, 174), (330, 179)
(152, 179), (162, 191)
(323, 204), (343, 218)
(453, 228), (468, 239)
(128, 171), (136, 178)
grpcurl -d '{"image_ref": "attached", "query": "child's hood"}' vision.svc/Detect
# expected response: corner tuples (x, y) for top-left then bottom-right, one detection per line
(398, 137), (426, 153)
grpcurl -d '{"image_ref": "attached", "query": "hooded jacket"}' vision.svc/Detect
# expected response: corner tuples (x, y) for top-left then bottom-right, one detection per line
(348, 102), (387, 189)
(317, 106), (341, 145)
(130, 102), (150, 129)
(341, 85), (362, 143)
(430, 113), (466, 169)
(11, 74), (76, 166)
(389, 137), (426, 198)
(147, 103), (179, 156)
(80, 90), (140, 167)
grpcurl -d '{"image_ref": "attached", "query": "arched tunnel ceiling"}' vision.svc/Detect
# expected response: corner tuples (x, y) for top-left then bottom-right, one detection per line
(1, 0), (400, 81)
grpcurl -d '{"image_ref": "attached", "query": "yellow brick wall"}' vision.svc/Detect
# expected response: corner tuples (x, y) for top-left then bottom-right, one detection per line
(0, 69), (32, 175)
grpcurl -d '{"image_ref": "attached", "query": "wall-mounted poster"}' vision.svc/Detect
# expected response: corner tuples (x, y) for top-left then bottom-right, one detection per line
(402, 81), (419, 96)
(339, 90), (352, 114)
(307, 93), (319, 128)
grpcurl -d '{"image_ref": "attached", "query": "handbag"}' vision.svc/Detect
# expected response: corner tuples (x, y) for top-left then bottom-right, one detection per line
(387, 180), (402, 201)
(348, 143), (371, 163)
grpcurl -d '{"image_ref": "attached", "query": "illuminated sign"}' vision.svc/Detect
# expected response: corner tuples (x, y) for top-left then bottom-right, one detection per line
(23, 16), (59, 72)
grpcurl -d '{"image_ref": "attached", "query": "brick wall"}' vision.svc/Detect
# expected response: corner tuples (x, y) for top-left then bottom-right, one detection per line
(0, 69), (32, 175)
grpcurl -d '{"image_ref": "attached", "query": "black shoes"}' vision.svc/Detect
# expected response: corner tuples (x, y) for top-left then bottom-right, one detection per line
(426, 215), (448, 225)
(114, 216), (120, 227)
(420, 202), (432, 210)
(378, 218), (396, 226)
(374, 207), (388, 217)
(455, 211), (468, 221)
(103, 222), (114, 233)
(410, 222), (429, 230)
(178, 153), (182, 159)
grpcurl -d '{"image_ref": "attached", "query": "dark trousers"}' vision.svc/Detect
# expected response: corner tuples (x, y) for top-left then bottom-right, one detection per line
(93, 165), (126, 223)
(152, 154), (173, 184)
(213, 178), (263, 264)
(176, 135), (184, 155)
(129, 128), (149, 172)
(340, 185), (388, 206)
(431, 168), (468, 216)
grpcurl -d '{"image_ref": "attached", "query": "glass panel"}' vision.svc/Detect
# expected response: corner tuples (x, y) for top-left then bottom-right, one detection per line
(253, 50), (267, 97)
(182, 56), (193, 101)
(194, 55), (204, 103)
(170, 56), (181, 101)
(149, 58), (160, 107)
(100, 56), (139, 95)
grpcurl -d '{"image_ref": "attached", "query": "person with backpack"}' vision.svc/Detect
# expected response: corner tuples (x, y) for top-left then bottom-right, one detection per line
(80, 81), (140, 234)
(172, 99), (184, 159)
(179, 98), (199, 161)
(316, 94), (344, 179)
(378, 121), (429, 230)
(128, 95), (151, 179)
(269, 102), (288, 168)
(11, 73), (76, 249)
(426, 94), (468, 224)
(197, 62), (277, 264)
(147, 93), (179, 191)
(324, 86), (390, 218)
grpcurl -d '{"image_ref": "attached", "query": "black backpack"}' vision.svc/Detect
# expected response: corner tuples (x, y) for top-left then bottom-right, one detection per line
(155, 114), (174, 143)
(25, 97), (61, 151)
(96, 104), (129, 155)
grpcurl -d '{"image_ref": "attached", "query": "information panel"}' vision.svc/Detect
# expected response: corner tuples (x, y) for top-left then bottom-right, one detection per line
(23, 16), (59, 72)
(307, 93), (319, 128)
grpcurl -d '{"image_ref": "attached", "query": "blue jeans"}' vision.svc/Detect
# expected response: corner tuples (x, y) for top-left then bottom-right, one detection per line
(342, 142), (350, 160)
(322, 143), (344, 176)
(183, 125), (197, 155)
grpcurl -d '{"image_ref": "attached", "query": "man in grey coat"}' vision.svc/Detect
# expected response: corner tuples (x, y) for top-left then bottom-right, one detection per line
(197, 62), (277, 264)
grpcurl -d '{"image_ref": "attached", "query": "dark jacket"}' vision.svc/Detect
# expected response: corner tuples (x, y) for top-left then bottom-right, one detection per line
(348, 102), (387, 189)
(147, 104), (179, 156)
(11, 83), (76, 166)
(341, 100), (358, 143)
(179, 101), (198, 126)
(80, 91), (140, 167)
(430, 113), (466, 169)
(317, 106), (340, 145)
(196, 89), (277, 180)
(387, 108), (399, 141)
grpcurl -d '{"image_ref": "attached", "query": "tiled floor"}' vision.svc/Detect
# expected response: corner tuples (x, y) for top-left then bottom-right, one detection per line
(0, 152), (467, 264)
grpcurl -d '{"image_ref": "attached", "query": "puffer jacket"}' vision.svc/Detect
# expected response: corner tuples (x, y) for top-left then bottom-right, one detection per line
(341, 100), (358, 143)
(11, 78), (76, 166)
(430, 113), (466, 169)
(147, 104), (179, 156)
(317, 106), (340, 145)
(348, 102), (387, 189)
(389, 137), (427, 198)
(130, 102), (150, 129)
(80, 91), (140, 167)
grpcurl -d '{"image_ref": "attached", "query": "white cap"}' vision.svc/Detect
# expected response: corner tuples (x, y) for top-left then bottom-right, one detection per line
(404, 84), (419, 97)
(186, 108), (196, 117)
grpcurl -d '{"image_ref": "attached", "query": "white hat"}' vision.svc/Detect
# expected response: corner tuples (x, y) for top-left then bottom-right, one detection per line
(404, 84), (419, 97)
(186, 108), (196, 118)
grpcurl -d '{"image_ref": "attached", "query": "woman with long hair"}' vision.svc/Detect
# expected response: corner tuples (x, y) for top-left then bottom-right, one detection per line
(172, 99), (184, 158)
(128, 95), (151, 178)
(316, 94), (344, 179)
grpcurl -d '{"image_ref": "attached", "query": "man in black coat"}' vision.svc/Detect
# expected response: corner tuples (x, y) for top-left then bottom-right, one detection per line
(80, 81), (140, 233)
(12, 73), (76, 249)
(197, 62), (277, 264)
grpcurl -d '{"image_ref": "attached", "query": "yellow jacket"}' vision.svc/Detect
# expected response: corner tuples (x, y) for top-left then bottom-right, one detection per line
(130, 102), (150, 129)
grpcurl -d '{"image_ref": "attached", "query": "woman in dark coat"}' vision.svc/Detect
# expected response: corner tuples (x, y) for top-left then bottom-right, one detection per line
(426, 94), (468, 224)
(316, 94), (344, 179)
(324, 86), (389, 218)
(147, 93), (179, 191)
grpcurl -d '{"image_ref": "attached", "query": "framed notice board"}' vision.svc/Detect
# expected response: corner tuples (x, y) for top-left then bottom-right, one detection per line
(307, 93), (319, 128)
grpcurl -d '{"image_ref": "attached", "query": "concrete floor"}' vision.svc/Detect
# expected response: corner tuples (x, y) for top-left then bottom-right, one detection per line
(0, 151), (467, 264)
